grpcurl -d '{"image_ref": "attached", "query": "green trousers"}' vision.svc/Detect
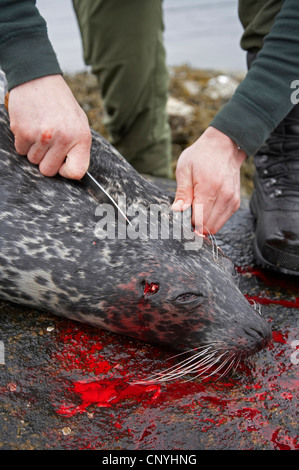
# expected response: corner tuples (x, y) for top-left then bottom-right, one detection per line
(72, 0), (283, 178)
(238, 0), (283, 52)
(72, 0), (172, 178)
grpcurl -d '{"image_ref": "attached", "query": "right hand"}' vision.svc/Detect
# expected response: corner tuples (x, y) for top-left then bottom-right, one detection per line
(8, 74), (92, 179)
(172, 126), (247, 235)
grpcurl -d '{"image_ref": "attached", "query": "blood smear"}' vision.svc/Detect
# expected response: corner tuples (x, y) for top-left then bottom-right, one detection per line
(245, 294), (299, 309)
(57, 378), (161, 417)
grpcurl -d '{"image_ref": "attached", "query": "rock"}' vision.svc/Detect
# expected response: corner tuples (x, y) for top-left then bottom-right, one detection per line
(166, 96), (194, 118)
(204, 74), (239, 100)
(183, 80), (201, 96)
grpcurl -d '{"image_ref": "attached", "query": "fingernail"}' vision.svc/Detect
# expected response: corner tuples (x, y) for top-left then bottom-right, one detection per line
(171, 199), (184, 211)
(194, 229), (205, 238)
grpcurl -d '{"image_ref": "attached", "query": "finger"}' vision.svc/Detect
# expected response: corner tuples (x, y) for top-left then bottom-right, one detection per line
(13, 133), (34, 156)
(204, 206), (229, 235)
(58, 141), (90, 180)
(172, 166), (194, 211)
(27, 142), (50, 165)
(193, 200), (216, 235)
(172, 187), (193, 211)
(191, 181), (217, 234)
(202, 201), (223, 234)
(38, 142), (69, 177)
(203, 192), (240, 235)
(191, 199), (204, 234)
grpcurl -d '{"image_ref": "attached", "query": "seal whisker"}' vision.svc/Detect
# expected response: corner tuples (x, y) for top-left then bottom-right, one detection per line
(255, 303), (262, 316)
(222, 356), (238, 377)
(166, 344), (214, 362)
(208, 353), (236, 380)
(135, 346), (226, 384)
(150, 358), (216, 382)
(133, 352), (209, 384)
(182, 351), (235, 382)
(247, 298), (262, 316)
(193, 350), (230, 379)
(232, 356), (242, 374)
(183, 354), (228, 382)
(174, 352), (220, 377)
(203, 224), (219, 263)
(149, 348), (239, 384)
(137, 349), (214, 383)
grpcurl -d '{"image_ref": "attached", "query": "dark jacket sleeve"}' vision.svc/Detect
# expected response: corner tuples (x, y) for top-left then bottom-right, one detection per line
(210, 0), (299, 156)
(0, 0), (62, 90)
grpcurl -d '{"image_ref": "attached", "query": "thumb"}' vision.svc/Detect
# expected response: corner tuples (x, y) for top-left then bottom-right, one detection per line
(59, 142), (90, 180)
(171, 163), (194, 211)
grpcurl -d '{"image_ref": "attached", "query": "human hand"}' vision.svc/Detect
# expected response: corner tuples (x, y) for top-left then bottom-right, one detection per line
(8, 74), (91, 179)
(172, 126), (247, 234)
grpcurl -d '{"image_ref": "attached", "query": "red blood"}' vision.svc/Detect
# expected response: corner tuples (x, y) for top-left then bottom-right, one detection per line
(271, 428), (299, 450)
(139, 422), (157, 442)
(254, 392), (269, 401)
(272, 331), (287, 344)
(49, 308), (297, 449)
(245, 294), (299, 309)
(41, 130), (52, 144)
(280, 392), (293, 400)
(56, 379), (161, 416)
(144, 281), (159, 296)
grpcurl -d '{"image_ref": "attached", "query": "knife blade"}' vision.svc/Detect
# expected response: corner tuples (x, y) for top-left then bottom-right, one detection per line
(82, 171), (132, 226)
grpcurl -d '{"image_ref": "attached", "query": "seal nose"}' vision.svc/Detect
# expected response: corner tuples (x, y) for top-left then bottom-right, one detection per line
(243, 319), (272, 353)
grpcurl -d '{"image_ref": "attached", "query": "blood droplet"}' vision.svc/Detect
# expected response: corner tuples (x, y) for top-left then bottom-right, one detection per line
(144, 281), (159, 296)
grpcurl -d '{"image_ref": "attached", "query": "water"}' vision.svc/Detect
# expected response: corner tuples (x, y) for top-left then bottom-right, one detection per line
(36, 0), (246, 74)
(162, 0), (245, 70)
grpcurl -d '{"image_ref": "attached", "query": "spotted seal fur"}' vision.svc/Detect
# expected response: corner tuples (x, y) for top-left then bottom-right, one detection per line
(0, 100), (272, 380)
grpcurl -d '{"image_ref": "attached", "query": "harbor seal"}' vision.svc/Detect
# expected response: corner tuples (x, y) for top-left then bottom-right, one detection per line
(0, 103), (272, 380)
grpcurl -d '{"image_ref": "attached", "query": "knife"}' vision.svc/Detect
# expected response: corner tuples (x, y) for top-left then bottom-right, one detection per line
(82, 171), (132, 226)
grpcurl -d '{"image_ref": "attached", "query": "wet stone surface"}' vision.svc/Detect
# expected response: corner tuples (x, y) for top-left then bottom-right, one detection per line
(0, 180), (298, 450)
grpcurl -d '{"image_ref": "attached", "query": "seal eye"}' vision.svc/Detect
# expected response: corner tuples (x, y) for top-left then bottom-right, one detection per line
(143, 281), (159, 296)
(175, 293), (203, 304)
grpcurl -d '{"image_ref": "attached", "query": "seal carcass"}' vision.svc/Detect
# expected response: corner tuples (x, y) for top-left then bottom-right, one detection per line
(0, 105), (271, 377)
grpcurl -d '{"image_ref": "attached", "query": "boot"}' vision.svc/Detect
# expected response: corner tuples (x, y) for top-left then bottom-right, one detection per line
(248, 52), (299, 276)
